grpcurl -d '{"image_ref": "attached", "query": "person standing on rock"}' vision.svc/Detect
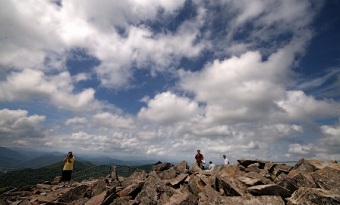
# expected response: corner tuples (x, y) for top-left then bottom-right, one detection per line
(195, 150), (204, 169)
(223, 154), (229, 164)
(61, 151), (75, 187)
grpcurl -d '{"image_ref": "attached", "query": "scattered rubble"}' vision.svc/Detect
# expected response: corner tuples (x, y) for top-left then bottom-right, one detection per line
(0, 158), (339, 204)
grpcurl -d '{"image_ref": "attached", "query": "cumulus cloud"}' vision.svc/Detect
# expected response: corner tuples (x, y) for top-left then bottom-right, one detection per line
(93, 112), (135, 129)
(315, 125), (340, 158)
(0, 0), (338, 162)
(206, 0), (322, 56)
(0, 69), (101, 111)
(138, 92), (200, 125)
(288, 143), (313, 155)
(0, 109), (46, 145)
(65, 117), (88, 126)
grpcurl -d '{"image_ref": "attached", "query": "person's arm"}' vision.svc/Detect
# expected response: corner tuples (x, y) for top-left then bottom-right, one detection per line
(64, 154), (72, 163)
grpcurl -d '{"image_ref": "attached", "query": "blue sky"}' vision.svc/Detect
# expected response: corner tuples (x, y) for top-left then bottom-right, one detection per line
(0, 0), (339, 163)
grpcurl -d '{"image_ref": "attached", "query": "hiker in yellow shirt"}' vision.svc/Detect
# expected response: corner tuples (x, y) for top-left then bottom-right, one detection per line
(61, 151), (75, 187)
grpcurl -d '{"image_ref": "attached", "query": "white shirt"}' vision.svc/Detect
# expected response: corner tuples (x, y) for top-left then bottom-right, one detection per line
(224, 158), (229, 164)
(209, 163), (216, 170)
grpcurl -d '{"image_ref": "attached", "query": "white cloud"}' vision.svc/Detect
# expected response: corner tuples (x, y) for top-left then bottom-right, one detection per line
(65, 117), (88, 126)
(277, 90), (340, 121)
(0, 109), (46, 145)
(0, 69), (101, 111)
(93, 112), (135, 129)
(315, 125), (340, 157)
(0, 0), (338, 162)
(288, 143), (313, 155)
(138, 92), (200, 125)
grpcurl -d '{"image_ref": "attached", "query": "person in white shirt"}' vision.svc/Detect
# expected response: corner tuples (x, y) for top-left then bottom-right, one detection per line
(223, 154), (229, 164)
(208, 161), (215, 170)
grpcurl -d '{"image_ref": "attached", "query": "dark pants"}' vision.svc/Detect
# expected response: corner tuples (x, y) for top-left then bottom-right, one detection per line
(61, 170), (73, 181)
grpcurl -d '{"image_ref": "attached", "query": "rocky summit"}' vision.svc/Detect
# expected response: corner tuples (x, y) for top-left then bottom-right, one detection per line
(0, 158), (339, 205)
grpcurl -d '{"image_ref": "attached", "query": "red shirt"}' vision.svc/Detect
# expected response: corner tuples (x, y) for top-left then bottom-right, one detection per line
(195, 153), (203, 162)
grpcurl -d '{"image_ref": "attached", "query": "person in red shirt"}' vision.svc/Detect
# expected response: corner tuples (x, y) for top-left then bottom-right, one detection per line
(195, 150), (204, 169)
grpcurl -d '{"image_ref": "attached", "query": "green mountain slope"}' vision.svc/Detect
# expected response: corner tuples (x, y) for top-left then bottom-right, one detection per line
(0, 160), (97, 189)
(0, 160), (154, 191)
(0, 147), (29, 169)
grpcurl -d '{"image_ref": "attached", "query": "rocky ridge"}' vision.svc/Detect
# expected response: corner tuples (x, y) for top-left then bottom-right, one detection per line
(0, 158), (339, 205)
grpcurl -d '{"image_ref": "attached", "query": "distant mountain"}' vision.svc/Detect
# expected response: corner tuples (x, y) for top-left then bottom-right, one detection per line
(0, 147), (29, 170)
(0, 147), (158, 171)
(19, 154), (65, 169)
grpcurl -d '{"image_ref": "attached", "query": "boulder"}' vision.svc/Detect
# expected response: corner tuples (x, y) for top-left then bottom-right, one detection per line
(290, 158), (318, 174)
(244, 171), (273, 185)
(189, 163), (203, 173)
(152, 162), (173, 172)
(217, 176), (248, 196)
(238, 176), (263, 186)
(174, 160), (189, 173)
(158, 167), (178, 180)
(311, 166), (340, 192)
(169, 173), (188, 187)
(216, 164), (246, 179)
(58, 184), (89, 203)
(199, 195), (285, 205)
(85, 191), (106, 205)
(287, 187), (340, 205)
(110, 196), (132, 205)
(51, 176), (62, 185)
(237, 160), (259, 167)
(118, 181), (144, 198)
(120, 169), (147, 188)
(188, 175), (205, 196)
(166, 186), (198, 205)
(135, 172), (176, 204)
(277, 172), (316, 195)
(247, 184), (290, 198)
(92, 179), (107, 196)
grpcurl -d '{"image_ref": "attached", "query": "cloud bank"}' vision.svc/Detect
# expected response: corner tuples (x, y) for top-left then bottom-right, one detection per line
(0, 0), (339, 163)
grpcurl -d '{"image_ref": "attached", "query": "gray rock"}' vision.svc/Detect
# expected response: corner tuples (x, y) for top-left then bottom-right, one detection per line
(311, 166), (340, 192)
(92, 179), (107, 196)
(247, 184), (290, 198)
(237, 160), (259, 167)
(244, 171), (273, 185)
(277, 172), (316, 195)
(165, 186), (198, 205)
(291, 158), (318, 173)
(287, 187), (340, 205)
(174, 160), (189, 173)
(51, 176), (62, 185)
(158, 167), (178, 180)
(169, 173), (188, 187)
(152, 162), (174, 172)
(111, 196), (132, 205)
(58, 184), (89, 203)
(199, 195), (285, 205)
(245, 163), (261, 173)
(135, 172), (176, 205)
(121, 169), (147, 188)
(188, 175), (205, 196)
(238, 176), (263, 186)
(217, 176), (248, 196)
(118, 181), (144, 198)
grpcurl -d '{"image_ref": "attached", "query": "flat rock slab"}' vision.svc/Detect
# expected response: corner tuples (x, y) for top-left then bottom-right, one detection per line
(287, 187), (340, 205)
(247, 184), (290, 198)
(199, 195), (285, 205)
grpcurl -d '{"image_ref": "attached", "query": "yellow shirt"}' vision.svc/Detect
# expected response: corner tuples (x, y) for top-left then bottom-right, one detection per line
(63, 157), (75, 170)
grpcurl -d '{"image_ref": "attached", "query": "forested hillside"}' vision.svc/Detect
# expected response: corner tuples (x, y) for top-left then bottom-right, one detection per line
(0, 160), (153, 193)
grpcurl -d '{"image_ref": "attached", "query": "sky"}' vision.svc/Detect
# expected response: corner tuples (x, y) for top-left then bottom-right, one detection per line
(0, 0), (339, 164)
